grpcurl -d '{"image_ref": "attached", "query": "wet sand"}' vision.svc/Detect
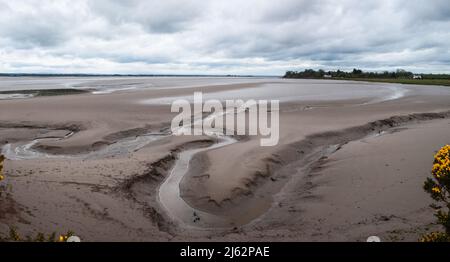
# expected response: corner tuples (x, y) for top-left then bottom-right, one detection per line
(1, 77), (450, 241)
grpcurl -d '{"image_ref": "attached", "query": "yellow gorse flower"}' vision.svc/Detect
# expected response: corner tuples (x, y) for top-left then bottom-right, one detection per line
(432, 187), (441, 194)
(419, 231), (448, 242)
(0, 154), (4, 181)
(432, 145), (450, 180)
(59, 234), (70, 242)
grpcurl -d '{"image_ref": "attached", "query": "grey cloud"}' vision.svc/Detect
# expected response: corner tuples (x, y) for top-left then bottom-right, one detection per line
(88, 0), (205, 34)
(398, 0), (450, 22)
(0, 2), (71, 47)
(1, 22), (67, 48)
(0, 0), (449, 74)
(257, 0), (325, 22)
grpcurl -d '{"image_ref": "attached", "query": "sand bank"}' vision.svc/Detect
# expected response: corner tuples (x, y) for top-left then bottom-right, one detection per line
(1, 78), (450, 241)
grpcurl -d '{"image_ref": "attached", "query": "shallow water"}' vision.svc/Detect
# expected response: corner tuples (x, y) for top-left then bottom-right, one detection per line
(1, 133), (168, 161)
(2, 77), (449, 104)
(0, 93), (35, 100)
(158, 135), (237, 228)
(141, 79), (410, 104)
(0, 76), (270, 95)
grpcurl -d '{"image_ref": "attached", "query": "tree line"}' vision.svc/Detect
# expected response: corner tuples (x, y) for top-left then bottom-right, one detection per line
(283, 69), (450, 79)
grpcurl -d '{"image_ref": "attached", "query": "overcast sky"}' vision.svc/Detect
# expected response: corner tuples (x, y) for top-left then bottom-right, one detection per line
(0, 0), (449, 75)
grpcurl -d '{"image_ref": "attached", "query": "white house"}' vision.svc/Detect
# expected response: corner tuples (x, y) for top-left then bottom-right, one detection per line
(413, 75), (423, 80)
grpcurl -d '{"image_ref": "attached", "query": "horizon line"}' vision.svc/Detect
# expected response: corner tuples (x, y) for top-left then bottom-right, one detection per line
(0, 73), (282, 78)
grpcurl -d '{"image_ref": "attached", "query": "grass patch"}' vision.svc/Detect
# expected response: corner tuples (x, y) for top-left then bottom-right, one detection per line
(340, 78), (450, 87)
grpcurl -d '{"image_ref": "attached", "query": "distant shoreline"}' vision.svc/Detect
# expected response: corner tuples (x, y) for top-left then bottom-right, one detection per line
(292, 77), (450, 87)
(0, 73), (279, 78)
(283, 69), (450, 87)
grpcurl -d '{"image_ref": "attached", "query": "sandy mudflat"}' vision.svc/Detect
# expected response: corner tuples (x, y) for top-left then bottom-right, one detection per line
(1, 77), (450, 241)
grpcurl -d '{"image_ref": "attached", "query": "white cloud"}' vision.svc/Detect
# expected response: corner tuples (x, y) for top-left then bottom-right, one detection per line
(0, 0), (449, 74)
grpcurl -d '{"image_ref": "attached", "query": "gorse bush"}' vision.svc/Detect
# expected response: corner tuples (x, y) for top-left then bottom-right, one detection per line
(0, 155), (6, 197)
(421, 145), (450, 242)
(0, 154), (4, 182)
(0, 227), (75, 242)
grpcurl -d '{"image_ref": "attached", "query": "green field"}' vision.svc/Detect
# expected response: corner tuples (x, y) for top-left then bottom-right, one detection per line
(339, 78), (450, 87)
